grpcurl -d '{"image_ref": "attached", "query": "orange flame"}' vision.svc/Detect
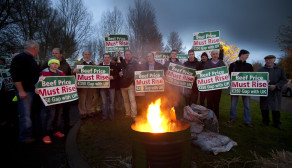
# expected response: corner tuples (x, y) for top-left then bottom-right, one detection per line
(132, 98), (179, 133)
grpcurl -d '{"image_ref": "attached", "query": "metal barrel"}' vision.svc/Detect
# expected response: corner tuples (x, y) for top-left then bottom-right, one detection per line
(131, 121), (191, 168)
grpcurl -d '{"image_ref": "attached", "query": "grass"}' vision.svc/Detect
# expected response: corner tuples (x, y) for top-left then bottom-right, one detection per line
(77, 90), (292, 168)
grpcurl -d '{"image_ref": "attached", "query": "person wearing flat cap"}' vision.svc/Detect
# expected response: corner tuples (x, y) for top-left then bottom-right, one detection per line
(258, 55), (287, 129)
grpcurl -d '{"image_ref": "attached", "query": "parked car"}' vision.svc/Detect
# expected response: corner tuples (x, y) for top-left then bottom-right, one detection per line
(282, 79), (292, 97)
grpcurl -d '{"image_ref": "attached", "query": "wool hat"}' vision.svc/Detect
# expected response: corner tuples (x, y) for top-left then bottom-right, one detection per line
(48, 59), (60, 66)
(264, 55), (276, 59)
(238, 49), (249, 57)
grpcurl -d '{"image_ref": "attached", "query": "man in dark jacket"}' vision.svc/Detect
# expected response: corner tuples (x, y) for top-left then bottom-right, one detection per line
(10, 40), (40, 143)
(141, 52), (164, 106)
(183, 49), (201, 106)
(199, 52), (209, 106)
(112, 56), (123, 113)
(99, 53), (118, 120)
(228, 49), (254, 127)
(258, 55), (287, 129)
(51, 48), (71, 75)
(50, 48), (72, 130)
(163, 49), (183, 118)
(141, 53), (164, 71)
(203, 50), (226, 120)
(119, 50), (138, 118)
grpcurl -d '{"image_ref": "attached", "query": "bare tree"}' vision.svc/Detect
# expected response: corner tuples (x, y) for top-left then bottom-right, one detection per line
(252, 61), (263, 72)
(56, 0), (92, 58)
(101, 6), (125, 35)
(0, 0), (42, 53)
(165, 32), (183, 53)
(93, 7), (125, 59)
(0, 0), (19, 30)
(38, 8), (66, 61)
(13, 0), (67, 62)
(276, 17), (292, 78)
(127, 0), (163, 59)
(277, 16), (292, 53)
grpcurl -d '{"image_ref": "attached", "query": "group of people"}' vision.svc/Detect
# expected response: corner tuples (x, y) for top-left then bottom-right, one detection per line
(7, 39), (287, 144)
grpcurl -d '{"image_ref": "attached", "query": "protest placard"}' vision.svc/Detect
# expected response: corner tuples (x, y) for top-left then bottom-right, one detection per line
(0, 69), (14, 91)
(66, 58), (79, 70)
(0, 54), (12, 66)
(76, 65), (110, 88)
(196, 66), (230, 91)
(166, 63), (196, 88)
(230, 72), (268, 96)
(135, 70), (164, 92)
(153, 52), (189, 65)
(177, 54), (188, 64)
(193, 31), (220, 51)
(37, 76), (78, 106)
(153, 52), (170, 65)
(105, 34), (129, 52)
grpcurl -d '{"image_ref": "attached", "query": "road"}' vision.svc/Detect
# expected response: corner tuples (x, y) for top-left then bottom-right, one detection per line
(251, 96), (292, 113)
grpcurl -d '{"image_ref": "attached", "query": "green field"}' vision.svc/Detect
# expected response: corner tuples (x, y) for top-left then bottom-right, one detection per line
(77, 91), (292, 168)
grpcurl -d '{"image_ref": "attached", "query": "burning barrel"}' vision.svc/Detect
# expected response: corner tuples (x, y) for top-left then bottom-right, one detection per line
(131, 99), (191, 168)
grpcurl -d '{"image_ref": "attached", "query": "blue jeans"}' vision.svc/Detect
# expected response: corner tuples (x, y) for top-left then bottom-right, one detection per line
(229, 95), (251, 123)
(16, 91), (34, 142)
(41, 104), (63, 136)
(100, 88), (115, 119)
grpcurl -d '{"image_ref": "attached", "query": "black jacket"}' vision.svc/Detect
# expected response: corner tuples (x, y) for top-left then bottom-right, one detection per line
(120, 58), (138, 88)
(99, 62), (119, 89)
(183, 59), (201, 71)
(10, 52), (40, 91)
(140, 61), (164, 71)
(229, 60), (253, 75)
(163, 58), (182, 72)
(204, 59), (226, 70)
(59, 59), (72, 75)
(183, 59), (201, 90)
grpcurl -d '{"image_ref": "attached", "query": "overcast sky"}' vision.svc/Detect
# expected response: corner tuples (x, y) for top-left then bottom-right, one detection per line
(83, 0), (292, 63)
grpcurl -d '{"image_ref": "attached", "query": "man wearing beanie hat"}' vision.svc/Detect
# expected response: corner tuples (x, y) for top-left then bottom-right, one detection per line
(228, 49), (254, 127)
(35, 58), (66, 144)
(258, 55), (287, 129)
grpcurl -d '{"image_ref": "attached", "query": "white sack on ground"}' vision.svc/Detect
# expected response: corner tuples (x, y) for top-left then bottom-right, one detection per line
(184, 104), (237, 155)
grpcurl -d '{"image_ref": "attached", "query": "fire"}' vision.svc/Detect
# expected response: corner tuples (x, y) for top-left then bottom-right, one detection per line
(132, 98), (179, 133)
(147, 99), (164, 133)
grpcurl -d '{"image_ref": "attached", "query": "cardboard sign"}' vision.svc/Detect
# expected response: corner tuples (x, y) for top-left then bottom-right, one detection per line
(153, 52), (190, 65)
(0, 69), (14, 91)
(66, 58), (78, 70)
(76, 65), (110, 88)
(166, 63), (196, 88)
(135, 70), (164, 92)
(196, 66), (230, 91)
(105, 34), (129, 52)
(37, 76), (78, 106)
(193, 31), (220, 51)
(153, 52), (170, 65)
(0, 54), (12, 66)
(230, 72), (268, 96)
(177, 54), (188, 64)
